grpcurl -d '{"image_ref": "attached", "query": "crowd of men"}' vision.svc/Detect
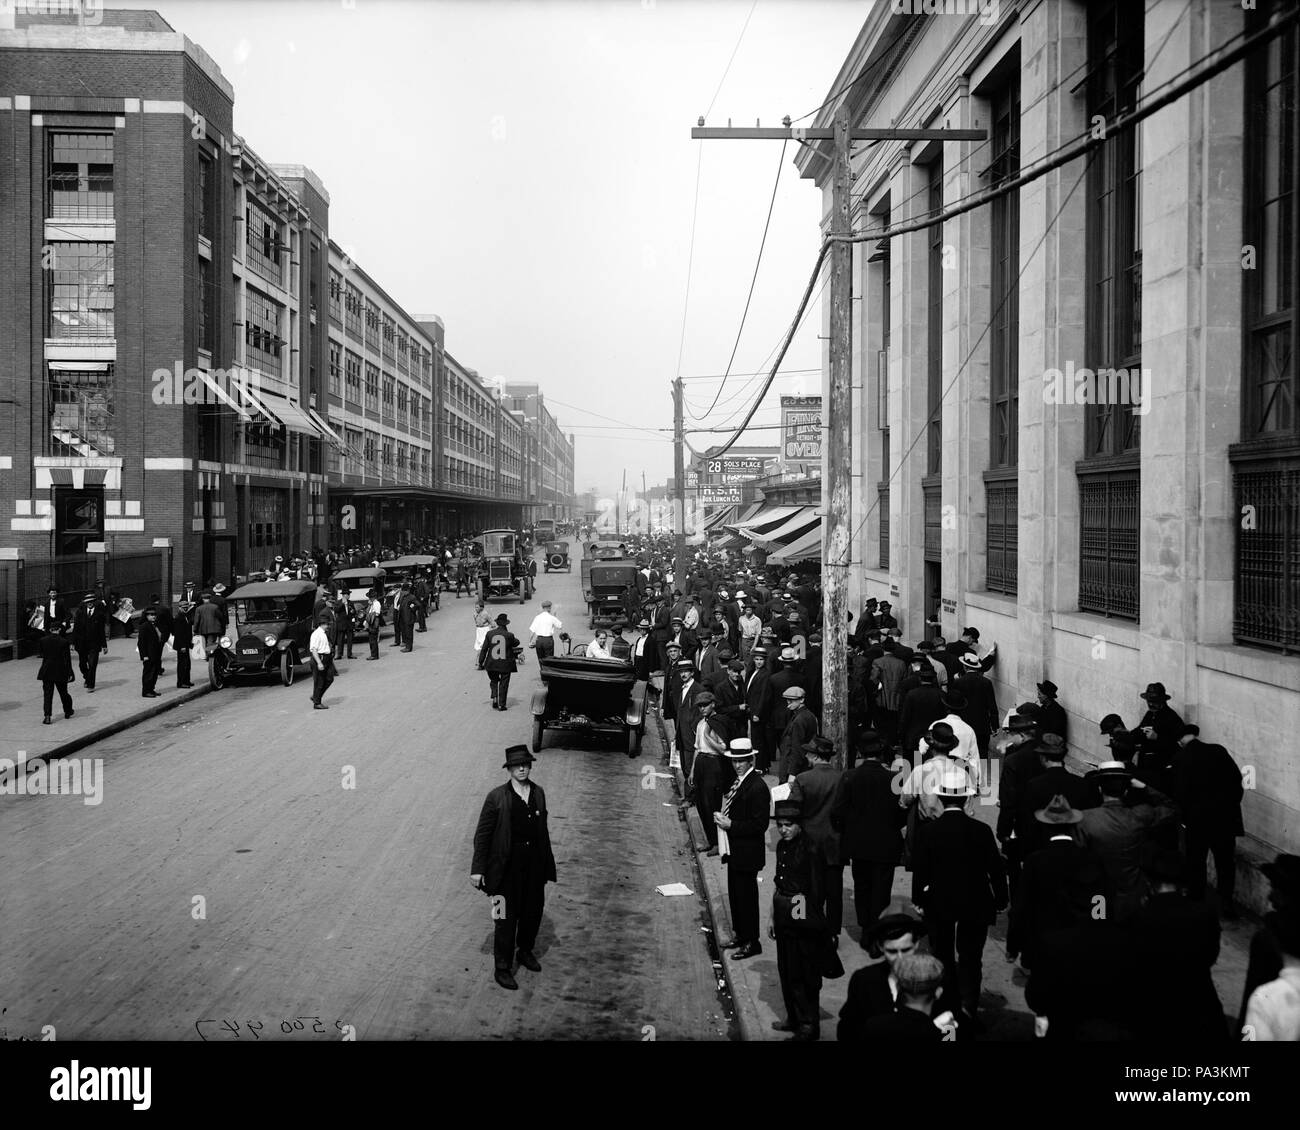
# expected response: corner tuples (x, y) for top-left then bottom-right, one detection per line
(607, 540), (1296, 1043)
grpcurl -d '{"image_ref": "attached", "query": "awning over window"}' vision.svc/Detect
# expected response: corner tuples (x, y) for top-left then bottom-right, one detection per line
(727, 504), (802, 537)
(746, 506), (819, 550)
(194, 369), (254, 420)
(767, 520), (823, 564)
(307, 406), (345, 447)
(253, 390), (319, 436)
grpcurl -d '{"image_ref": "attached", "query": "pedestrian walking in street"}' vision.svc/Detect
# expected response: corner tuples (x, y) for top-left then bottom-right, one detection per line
(478, 613), (522, 711)
(172, 600), (196, 688)
(37, 621), (76, 724)
(769, 797), (832, 1041)
(911, 769), (1009, 1031)
(838, 912), (946, 1040)
(690, 691), (732, 854)
(71, 592), (107, 692)
(309, 613), (335, 710)
(528, 600), (562, 660)
(744, 646), (775, 775)
(470, 745), (558, 991)
(852, 953), (950, 1043)
(715, 737), (771, 960)
(777, 687), (819, 782)
(472, 599), (493, 659)
(394, 584), (419, 652)
(138, 607), (164, 698)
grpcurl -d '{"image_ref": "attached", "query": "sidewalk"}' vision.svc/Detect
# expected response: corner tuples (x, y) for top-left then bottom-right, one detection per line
(667, 729), (1255, 1042)
(0, 643), (211, 771)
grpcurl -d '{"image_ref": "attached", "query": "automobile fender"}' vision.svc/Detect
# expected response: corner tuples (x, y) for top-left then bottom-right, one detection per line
(530, 687), (549, 717)
(625, 680), (649, 728)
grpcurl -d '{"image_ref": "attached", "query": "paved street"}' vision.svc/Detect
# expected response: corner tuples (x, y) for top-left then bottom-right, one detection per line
(0, 564), (731, 1041)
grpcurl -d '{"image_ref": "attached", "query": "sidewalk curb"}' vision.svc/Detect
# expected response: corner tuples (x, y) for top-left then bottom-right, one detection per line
(663, 731), (767, 1043)
(16, 683), (213, 769)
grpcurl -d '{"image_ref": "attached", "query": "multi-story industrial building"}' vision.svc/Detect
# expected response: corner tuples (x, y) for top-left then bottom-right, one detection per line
(799, 0), (1300, 868)
(0, 7), (571, 641)
(501, 384), (577, 525)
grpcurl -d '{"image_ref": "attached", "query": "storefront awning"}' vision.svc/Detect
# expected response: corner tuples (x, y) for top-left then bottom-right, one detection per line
(767, 520), (823, 564)
(747, 507), (819, 549)
(726, 504), (802, 537)
(194, 370), (254, 420)
(704, 505), (735, 531)
(307, 406), (345, 447)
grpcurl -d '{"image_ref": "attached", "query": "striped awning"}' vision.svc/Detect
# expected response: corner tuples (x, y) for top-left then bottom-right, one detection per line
(727, 504), (802, 537)
(767, 520), (823, 564)
(748, 507), (819, 550)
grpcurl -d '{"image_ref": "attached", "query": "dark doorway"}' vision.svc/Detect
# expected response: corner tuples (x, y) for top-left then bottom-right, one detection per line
(924, 561), (942, 641)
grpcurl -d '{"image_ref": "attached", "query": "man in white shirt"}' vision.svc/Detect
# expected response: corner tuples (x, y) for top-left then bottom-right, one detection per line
(309, 614), (335, 710)
(528, 601), (563, 660)
(934, 691), (981, 790)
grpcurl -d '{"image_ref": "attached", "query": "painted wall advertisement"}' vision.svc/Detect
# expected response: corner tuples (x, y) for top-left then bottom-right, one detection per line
(781, 396), (821, 471)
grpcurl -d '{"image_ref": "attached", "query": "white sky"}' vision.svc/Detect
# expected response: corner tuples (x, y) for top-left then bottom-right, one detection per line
(121, 0), (869, 497)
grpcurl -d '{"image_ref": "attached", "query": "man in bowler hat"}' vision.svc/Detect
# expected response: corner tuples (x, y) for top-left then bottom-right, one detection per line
(478, 613), (523, 711)
(471, 746), (558, 990)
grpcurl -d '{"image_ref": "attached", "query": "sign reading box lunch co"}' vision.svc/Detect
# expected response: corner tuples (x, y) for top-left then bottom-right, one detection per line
(781, 396), (821, 471)
(700, 487), (743, 504)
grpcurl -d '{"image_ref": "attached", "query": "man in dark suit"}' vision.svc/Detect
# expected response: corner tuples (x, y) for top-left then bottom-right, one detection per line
(790, 736), (846, 941)
(137, 606), (164, 698)
(996, 709), (1046, 900)
(1173, 724), (1244, 917)
(412, 573), (430, 632)
(333, 584), (356, 660)
(768, 647), (805, 751)
(898, 664), (946, 755)
(478, 613), (522, 711)
(674, 658), (705, 784)
(838, 912), (926, 1039)
(1008, 795), (1106, 968)
(912, 769), (1008, 1026)
(854, 954), (950, 1042)
(394, 584), (419, 652)
(744, 647), (775, 775)
(1136, 681), (1185, 784)
(1016, 734), (1101, 856)
(37, 622), (76, 724)
(952, 653), (999, 759)
(1035, 680), (1068, 744)
(777, 688), (820, 782)
(171, 600), (196, 688)
(710, 659), (749, 742)
(39, 586), (67, 634)
(470, 745), (558, 991)
(1131, 846), (1227, 1042)
(833, 732), (906, 943)
(715, 738), (771, 959)
(71, 592), (108, 692)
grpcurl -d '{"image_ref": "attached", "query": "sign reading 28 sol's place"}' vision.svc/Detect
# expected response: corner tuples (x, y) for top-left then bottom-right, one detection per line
(781, 396), (822, 468)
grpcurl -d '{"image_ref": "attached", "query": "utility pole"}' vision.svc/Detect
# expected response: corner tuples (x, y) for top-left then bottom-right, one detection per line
(689, 114), (982, 770)
(672, 379), (686, 593)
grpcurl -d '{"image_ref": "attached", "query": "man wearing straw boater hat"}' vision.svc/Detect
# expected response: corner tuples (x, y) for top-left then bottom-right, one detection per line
(911, 769), (1008, 1031)
(714, 738), (771, 960)
(470, 745), (557, 991)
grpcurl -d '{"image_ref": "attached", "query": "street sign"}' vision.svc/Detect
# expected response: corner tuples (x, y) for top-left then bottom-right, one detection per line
(700, 487), (743, 504)
(685, 470), (699, 488)
(704, 457), (765, 475)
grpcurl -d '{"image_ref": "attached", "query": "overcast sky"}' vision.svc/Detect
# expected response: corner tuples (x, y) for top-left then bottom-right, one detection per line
(123, 0), (867, 498)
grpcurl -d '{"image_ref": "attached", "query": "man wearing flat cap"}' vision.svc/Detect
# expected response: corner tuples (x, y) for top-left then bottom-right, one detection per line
(790, 735), (846, 941)
(709, 659), (749, 742)
(777, 686), (819, 782)
(839, 911), (952, 1041)
(470, 746), (557, 991)
(715, 739), (771, 960)
(768, 797), (831, 1040)
(478, 613), (523, 711)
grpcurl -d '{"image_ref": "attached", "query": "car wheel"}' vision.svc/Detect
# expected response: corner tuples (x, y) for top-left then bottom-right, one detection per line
(208, 655), (224, 691)
(627, 727), (642, 757)
(532, 717), (544, 754)
(280, 650), (295, 687)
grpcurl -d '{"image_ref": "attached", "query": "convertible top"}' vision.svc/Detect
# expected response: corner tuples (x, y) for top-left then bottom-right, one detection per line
(539, 654), (636, 686)
(228, 580), (317, 600)
(385, 555), (437, 569)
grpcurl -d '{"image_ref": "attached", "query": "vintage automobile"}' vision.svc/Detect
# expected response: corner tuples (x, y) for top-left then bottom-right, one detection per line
(583, 559), (639, 629)
(206, 580), (317, 690)
(382, 555), (441, 614)
(476, 529), (532, 603)
(542, 540), (572, 573)
(530, 640), (649, 756)
(330, 567), (387, 638)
